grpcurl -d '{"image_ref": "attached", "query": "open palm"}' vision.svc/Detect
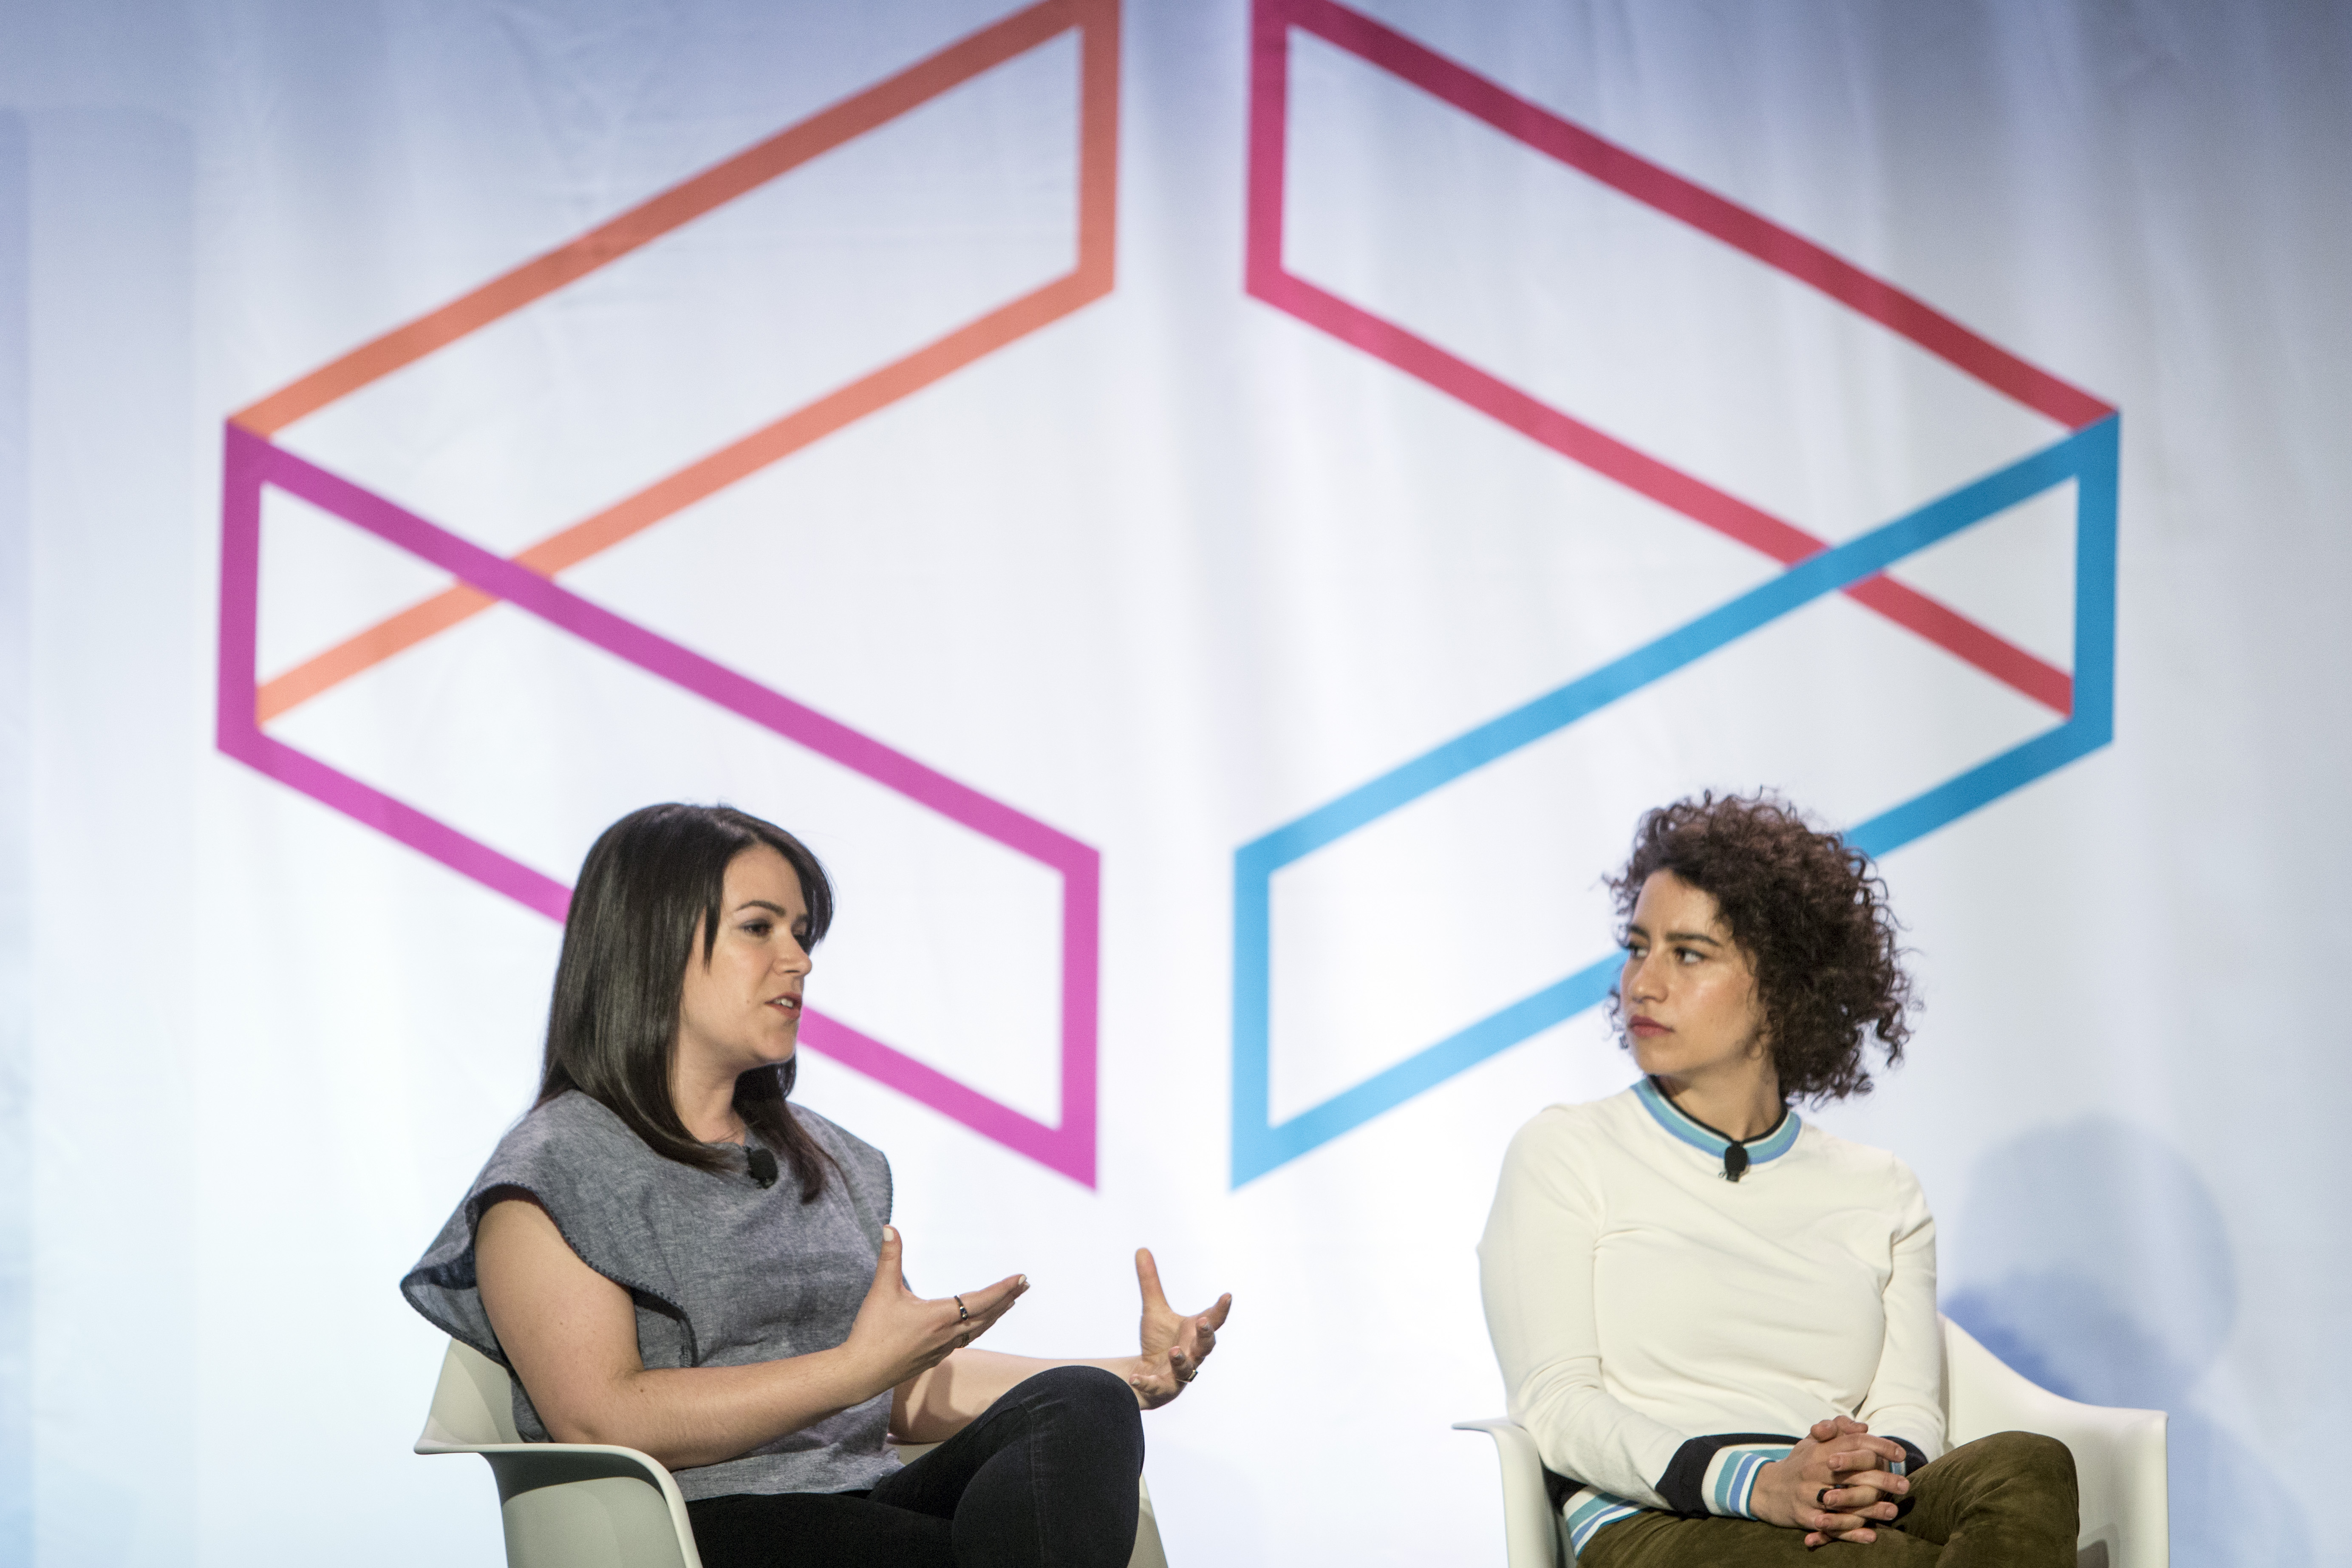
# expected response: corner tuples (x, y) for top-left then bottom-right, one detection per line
(1129, 1248), (1233, 1409)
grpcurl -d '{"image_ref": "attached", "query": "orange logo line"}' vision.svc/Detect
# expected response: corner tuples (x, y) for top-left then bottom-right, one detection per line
(255, 272), (1109, 722)
(244, 0), (1119, 724)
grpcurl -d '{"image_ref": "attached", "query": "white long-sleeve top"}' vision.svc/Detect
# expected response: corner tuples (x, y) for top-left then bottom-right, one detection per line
(1478, 1080), (1943, 1548)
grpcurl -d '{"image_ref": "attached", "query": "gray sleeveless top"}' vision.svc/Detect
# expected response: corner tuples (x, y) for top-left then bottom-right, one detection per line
(400, 1089), (901, 1499)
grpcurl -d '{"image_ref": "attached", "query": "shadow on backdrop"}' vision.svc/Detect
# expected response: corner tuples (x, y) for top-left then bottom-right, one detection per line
(1942, 1116), (2307, 1568)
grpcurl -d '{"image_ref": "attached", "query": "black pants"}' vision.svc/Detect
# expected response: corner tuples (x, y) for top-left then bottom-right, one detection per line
(688, 1366), (1146, 1568)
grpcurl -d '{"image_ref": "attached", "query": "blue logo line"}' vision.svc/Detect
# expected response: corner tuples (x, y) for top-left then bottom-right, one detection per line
(1232, 417), (2119, 1186)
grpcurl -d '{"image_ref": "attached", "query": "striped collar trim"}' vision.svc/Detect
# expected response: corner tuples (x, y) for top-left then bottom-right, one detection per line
(1633, 1077), (1801, 1167)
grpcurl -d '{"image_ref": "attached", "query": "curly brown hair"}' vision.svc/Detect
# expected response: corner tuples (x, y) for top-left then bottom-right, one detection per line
(1607, 792), (1913, 1104)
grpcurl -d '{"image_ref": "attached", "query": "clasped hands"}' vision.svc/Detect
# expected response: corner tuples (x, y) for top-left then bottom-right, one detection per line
(844, 1225), (1232, 1408)
(1749, 1415), (1912, 1548)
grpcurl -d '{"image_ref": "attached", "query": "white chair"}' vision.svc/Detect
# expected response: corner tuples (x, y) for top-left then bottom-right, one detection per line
(1455, 1315), (2167, 1568)
(418, 1337), (1172, 1568)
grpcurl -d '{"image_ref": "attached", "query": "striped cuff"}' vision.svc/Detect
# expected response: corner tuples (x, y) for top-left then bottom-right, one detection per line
(1560, 1489), (1644, 1560)
(1657, 1433), (1799, 1518)
(1887, 1437), (1927, 1518)
(1701, 1442), (1793, 1518)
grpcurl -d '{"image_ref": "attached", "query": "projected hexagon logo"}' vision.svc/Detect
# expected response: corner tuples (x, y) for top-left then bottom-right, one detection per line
(217, 0), (1121, 1186)
(1231, 0), (2117, 1184)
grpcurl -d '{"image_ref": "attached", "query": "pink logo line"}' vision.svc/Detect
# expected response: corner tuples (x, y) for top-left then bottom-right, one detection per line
(1247, 0), (2112, 715)
(219, 425), (1103, 1185)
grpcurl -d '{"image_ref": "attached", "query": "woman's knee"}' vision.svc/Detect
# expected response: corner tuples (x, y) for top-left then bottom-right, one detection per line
(1026, 1363), (1131, 1400)
(1971, 1430), (2076, 1484)
(1948, 1429), (2078, 1520)
(1022, 1365), (1143, 1446)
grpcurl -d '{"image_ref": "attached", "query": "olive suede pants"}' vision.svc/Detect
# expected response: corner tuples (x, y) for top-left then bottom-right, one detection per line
(1581, 1432), (2080, 1567)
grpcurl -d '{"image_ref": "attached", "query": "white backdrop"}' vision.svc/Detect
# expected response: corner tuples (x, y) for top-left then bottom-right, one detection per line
(4, 2), (2349, 1565)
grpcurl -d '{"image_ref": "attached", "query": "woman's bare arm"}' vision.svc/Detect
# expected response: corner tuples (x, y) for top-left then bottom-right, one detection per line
(475, 1194), (1021, 1470)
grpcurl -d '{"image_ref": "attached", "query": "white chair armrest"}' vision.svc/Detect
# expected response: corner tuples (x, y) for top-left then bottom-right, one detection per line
(416, 1437), (702, 1568)
(1942, 1319), (2167, 1568)
(1454, 1419), (1562, 1568)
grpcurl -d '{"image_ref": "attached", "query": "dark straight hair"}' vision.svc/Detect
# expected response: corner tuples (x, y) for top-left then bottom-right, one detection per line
(537, 803), (841, 1201)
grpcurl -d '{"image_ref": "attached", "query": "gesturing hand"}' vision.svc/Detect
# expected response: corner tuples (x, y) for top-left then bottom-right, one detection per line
(1748, 1415), (1910, 1546)
(1126, 1248), (1233, 1409)
(841, 1226), (1027, 1397)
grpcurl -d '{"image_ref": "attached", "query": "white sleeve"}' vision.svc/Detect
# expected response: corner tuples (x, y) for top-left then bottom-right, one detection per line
(1477, 1114), (1687, 1509)
(1855, 1161), (1945, 1463)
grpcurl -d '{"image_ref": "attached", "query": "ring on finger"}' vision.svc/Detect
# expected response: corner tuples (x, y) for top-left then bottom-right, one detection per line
(954, 1295), (971, 1323)
(1175, 1364), (1197, 1383)
(1817, 1486), (1834, 1508)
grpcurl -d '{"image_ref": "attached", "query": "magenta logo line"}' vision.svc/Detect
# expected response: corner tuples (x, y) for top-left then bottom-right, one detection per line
(218, 425), (1104, 1186)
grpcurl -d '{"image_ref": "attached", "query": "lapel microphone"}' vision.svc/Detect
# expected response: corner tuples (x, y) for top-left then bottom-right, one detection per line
(747, 1147), (779, 1189)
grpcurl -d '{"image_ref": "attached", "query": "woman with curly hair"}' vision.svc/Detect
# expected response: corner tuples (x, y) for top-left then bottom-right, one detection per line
(1478, 793), (2077, 1564)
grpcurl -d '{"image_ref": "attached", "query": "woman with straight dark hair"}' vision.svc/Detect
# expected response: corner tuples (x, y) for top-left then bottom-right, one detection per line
(1478, 793), (2078, 1565)
(405, 804), (1230, 1568)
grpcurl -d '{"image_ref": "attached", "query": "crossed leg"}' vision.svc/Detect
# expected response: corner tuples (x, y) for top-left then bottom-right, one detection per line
(1580, 1432), (2078, 1568)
